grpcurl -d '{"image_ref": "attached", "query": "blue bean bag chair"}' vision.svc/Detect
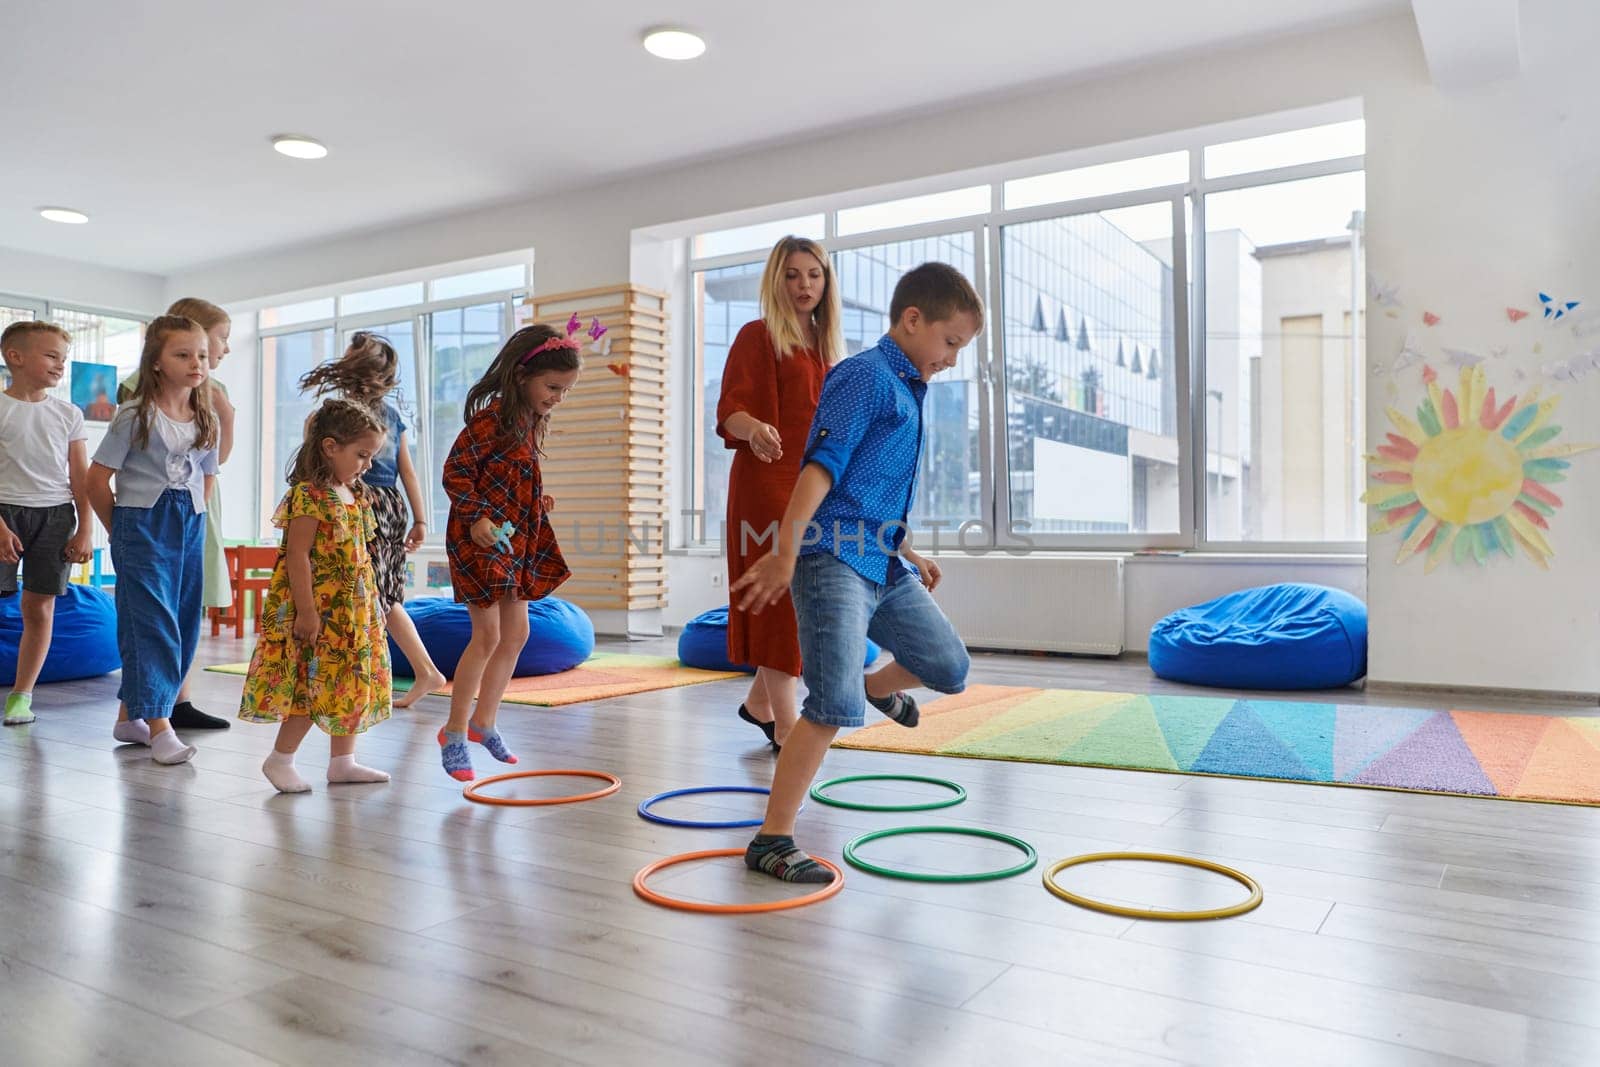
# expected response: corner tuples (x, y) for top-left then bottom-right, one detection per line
(0, 585), (121, 686)
(677, 605), (880, 673)
(387, 596), (594, 679)
(1149, 583), (1367, 690)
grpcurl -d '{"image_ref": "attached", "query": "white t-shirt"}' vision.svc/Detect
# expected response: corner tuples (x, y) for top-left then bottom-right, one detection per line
(0, 391), (88, 507)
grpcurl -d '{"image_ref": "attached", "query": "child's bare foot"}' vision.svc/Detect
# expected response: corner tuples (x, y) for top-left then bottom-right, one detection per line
(395, 669), (447, 709)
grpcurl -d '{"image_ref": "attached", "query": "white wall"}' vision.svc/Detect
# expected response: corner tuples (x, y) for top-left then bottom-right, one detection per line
(0, 246), (164, 316)
(1363, 0), (1600, 694)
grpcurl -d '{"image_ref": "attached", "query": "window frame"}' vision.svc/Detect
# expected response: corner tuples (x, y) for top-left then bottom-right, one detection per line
(679, 112), (1366, 556)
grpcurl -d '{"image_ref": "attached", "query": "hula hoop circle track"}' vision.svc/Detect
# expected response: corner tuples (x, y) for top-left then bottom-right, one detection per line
(810, 773), (967, 812)
(842, 825), (1037, 882)
(1042, 851), (1264, 921)
(462, 769), (622, 807)
(637, 785), (773, 829)
(632, 848), (845, 913)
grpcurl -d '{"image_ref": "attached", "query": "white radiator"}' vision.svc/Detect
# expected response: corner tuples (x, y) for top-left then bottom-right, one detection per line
(930, 554), (1124, 655)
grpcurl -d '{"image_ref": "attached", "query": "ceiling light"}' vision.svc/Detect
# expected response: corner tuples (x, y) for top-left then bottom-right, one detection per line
(642, 29), (706, 61)
(38, 207), (88, 225)
(272, 135), (328, 160)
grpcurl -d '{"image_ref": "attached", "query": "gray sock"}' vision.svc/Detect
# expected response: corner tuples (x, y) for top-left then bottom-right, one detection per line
(745, 834), (835, 884)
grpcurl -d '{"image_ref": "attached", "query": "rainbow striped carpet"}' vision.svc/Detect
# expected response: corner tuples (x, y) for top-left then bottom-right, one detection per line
(835, 685), (1600, 806)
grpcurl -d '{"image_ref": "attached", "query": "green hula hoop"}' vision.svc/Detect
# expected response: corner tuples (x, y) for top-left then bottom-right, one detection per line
(843, 825), (1037, 882)
(810, 773), (967, 812)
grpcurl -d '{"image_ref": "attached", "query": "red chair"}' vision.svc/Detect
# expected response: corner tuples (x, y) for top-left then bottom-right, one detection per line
(212, 545), (280, 639)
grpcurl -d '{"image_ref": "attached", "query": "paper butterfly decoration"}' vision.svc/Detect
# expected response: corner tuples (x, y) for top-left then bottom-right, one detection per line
(1506, 307), (1529, 322)
(1571, 316), (1600, 338)
(1539, 293), (1580, 320)
(566, 312), (583, 335)
(1441, 347), (1484, 368)
(1422, 311), (1441, 327)
(1391, 332), (1426, 373)
(1366, 274), (1402, 308)
(606, 363), (630, 378)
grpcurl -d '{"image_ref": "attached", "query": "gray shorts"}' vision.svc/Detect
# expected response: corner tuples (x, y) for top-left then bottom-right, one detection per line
(0, 502), (77, 596)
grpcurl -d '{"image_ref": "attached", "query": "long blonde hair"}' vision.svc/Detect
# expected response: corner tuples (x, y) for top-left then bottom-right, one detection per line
(759, 236), (842, 365)
(128, 315), (218, 451)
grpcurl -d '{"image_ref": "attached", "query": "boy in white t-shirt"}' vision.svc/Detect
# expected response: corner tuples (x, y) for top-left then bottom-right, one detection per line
(0, 322), (94, 725)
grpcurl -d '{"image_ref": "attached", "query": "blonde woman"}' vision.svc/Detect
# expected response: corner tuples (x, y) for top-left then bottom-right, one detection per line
(715, 236), (843, 750)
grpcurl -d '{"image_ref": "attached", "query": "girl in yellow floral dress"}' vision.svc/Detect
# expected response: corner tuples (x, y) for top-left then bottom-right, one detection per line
(239, 399), (393, 793)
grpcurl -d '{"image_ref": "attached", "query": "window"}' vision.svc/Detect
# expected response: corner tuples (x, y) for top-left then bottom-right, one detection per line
(1203, 170), (1365, 542)
(257, 262), (523, 537)
(262, 328), (337, 495)
(427, 301), (507, 531)
(1204, 120), (1364, 179)
(340, 282), (424, 316)
(693, 214), (825, 259)
(432, 264), (527, 301)
(999, 202), (1181, 536)
(837, 186), (989, 237)
(834, 233), (981, 535)
(684, 115), (1364, 554)
(1005, 151), (1188, 212)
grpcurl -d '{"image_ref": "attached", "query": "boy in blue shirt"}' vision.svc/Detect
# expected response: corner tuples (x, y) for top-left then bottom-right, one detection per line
(733, 262), (981, 883)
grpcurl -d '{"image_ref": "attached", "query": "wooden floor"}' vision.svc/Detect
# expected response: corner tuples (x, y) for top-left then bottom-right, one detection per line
(3, 634), (1599, 1067)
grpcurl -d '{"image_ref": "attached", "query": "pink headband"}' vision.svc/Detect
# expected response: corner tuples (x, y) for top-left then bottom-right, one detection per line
(521, 313), (608, 364)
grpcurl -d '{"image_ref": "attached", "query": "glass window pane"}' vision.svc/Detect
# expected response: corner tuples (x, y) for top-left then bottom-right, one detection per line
(1000, 203), (1180, 535)
(258, 297), (334, 329)
(339, 282), (424, 316)
(428, 301), (507, 531)
(693, 262), (763, 543)
(836, 185), (989, 237)
(50, 307), (147, 406)
(1204, 170), (1365, 542)
(1204, 119), (1365, 179)
(431, 264), (528, 301)
(1004, 151), (1189, 212)
(693, 214), (825, 259)
(832, 233), (980, 536)
(261, 328), (338, 523)
(343, 320), (419, 424)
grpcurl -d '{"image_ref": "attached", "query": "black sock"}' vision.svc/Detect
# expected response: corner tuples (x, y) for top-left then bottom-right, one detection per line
(171, 701), (231, 730)
(865, 685), (919, 728)
(745, 834), (834, 884)
(737, 703), (777, 743)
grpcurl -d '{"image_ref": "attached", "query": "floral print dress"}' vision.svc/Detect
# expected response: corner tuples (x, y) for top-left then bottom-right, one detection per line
(239, 482), (392, 735)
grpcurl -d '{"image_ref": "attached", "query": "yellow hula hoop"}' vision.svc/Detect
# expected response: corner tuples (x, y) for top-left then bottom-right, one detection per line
(1042, 851), (1263, 921)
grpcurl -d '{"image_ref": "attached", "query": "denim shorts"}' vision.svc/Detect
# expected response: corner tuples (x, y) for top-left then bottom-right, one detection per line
(112, 489), (205, 720)
(791, 551), (969, 728)
(0, 502), (76, 596)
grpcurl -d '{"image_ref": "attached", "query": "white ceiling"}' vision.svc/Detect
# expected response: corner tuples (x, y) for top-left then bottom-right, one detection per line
(2, 0), (1407, 276)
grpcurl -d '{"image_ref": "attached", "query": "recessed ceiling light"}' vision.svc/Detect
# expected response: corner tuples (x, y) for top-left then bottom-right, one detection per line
(272, 135), (328, 160)
(38, 207), (88, 225)
(642, 28), (706, 61)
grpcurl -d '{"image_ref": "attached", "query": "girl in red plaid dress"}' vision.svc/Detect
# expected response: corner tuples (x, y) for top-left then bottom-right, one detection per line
(437, 323), (580, 781)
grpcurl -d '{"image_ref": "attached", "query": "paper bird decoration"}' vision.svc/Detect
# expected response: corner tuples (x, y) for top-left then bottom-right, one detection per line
(1366, 274), (1402, 308)
(1507, 307), (1529, 322)
(1539, 293), (1580, 320)
(1422, 311), (1441, 327)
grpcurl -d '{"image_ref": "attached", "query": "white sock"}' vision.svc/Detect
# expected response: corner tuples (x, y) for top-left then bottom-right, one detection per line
(113, 719), (151, 746)
(262, 751), (311, 793)
(327, 754), (389, 784)
(149, 729), (197, 765)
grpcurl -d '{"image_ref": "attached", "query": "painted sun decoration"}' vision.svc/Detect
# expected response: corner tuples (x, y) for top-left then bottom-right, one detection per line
(1367, 364), (1597, 570)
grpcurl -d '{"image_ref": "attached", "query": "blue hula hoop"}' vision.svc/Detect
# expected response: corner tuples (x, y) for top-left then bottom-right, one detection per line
(637, 785), (787, 829)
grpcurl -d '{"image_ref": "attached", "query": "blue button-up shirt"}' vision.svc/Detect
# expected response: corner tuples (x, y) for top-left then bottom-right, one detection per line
(800, 335), (925, 584)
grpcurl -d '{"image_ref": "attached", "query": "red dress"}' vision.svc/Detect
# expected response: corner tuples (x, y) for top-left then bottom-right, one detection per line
(717, 320), (827, 675)
(443, 403), (570, 606)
